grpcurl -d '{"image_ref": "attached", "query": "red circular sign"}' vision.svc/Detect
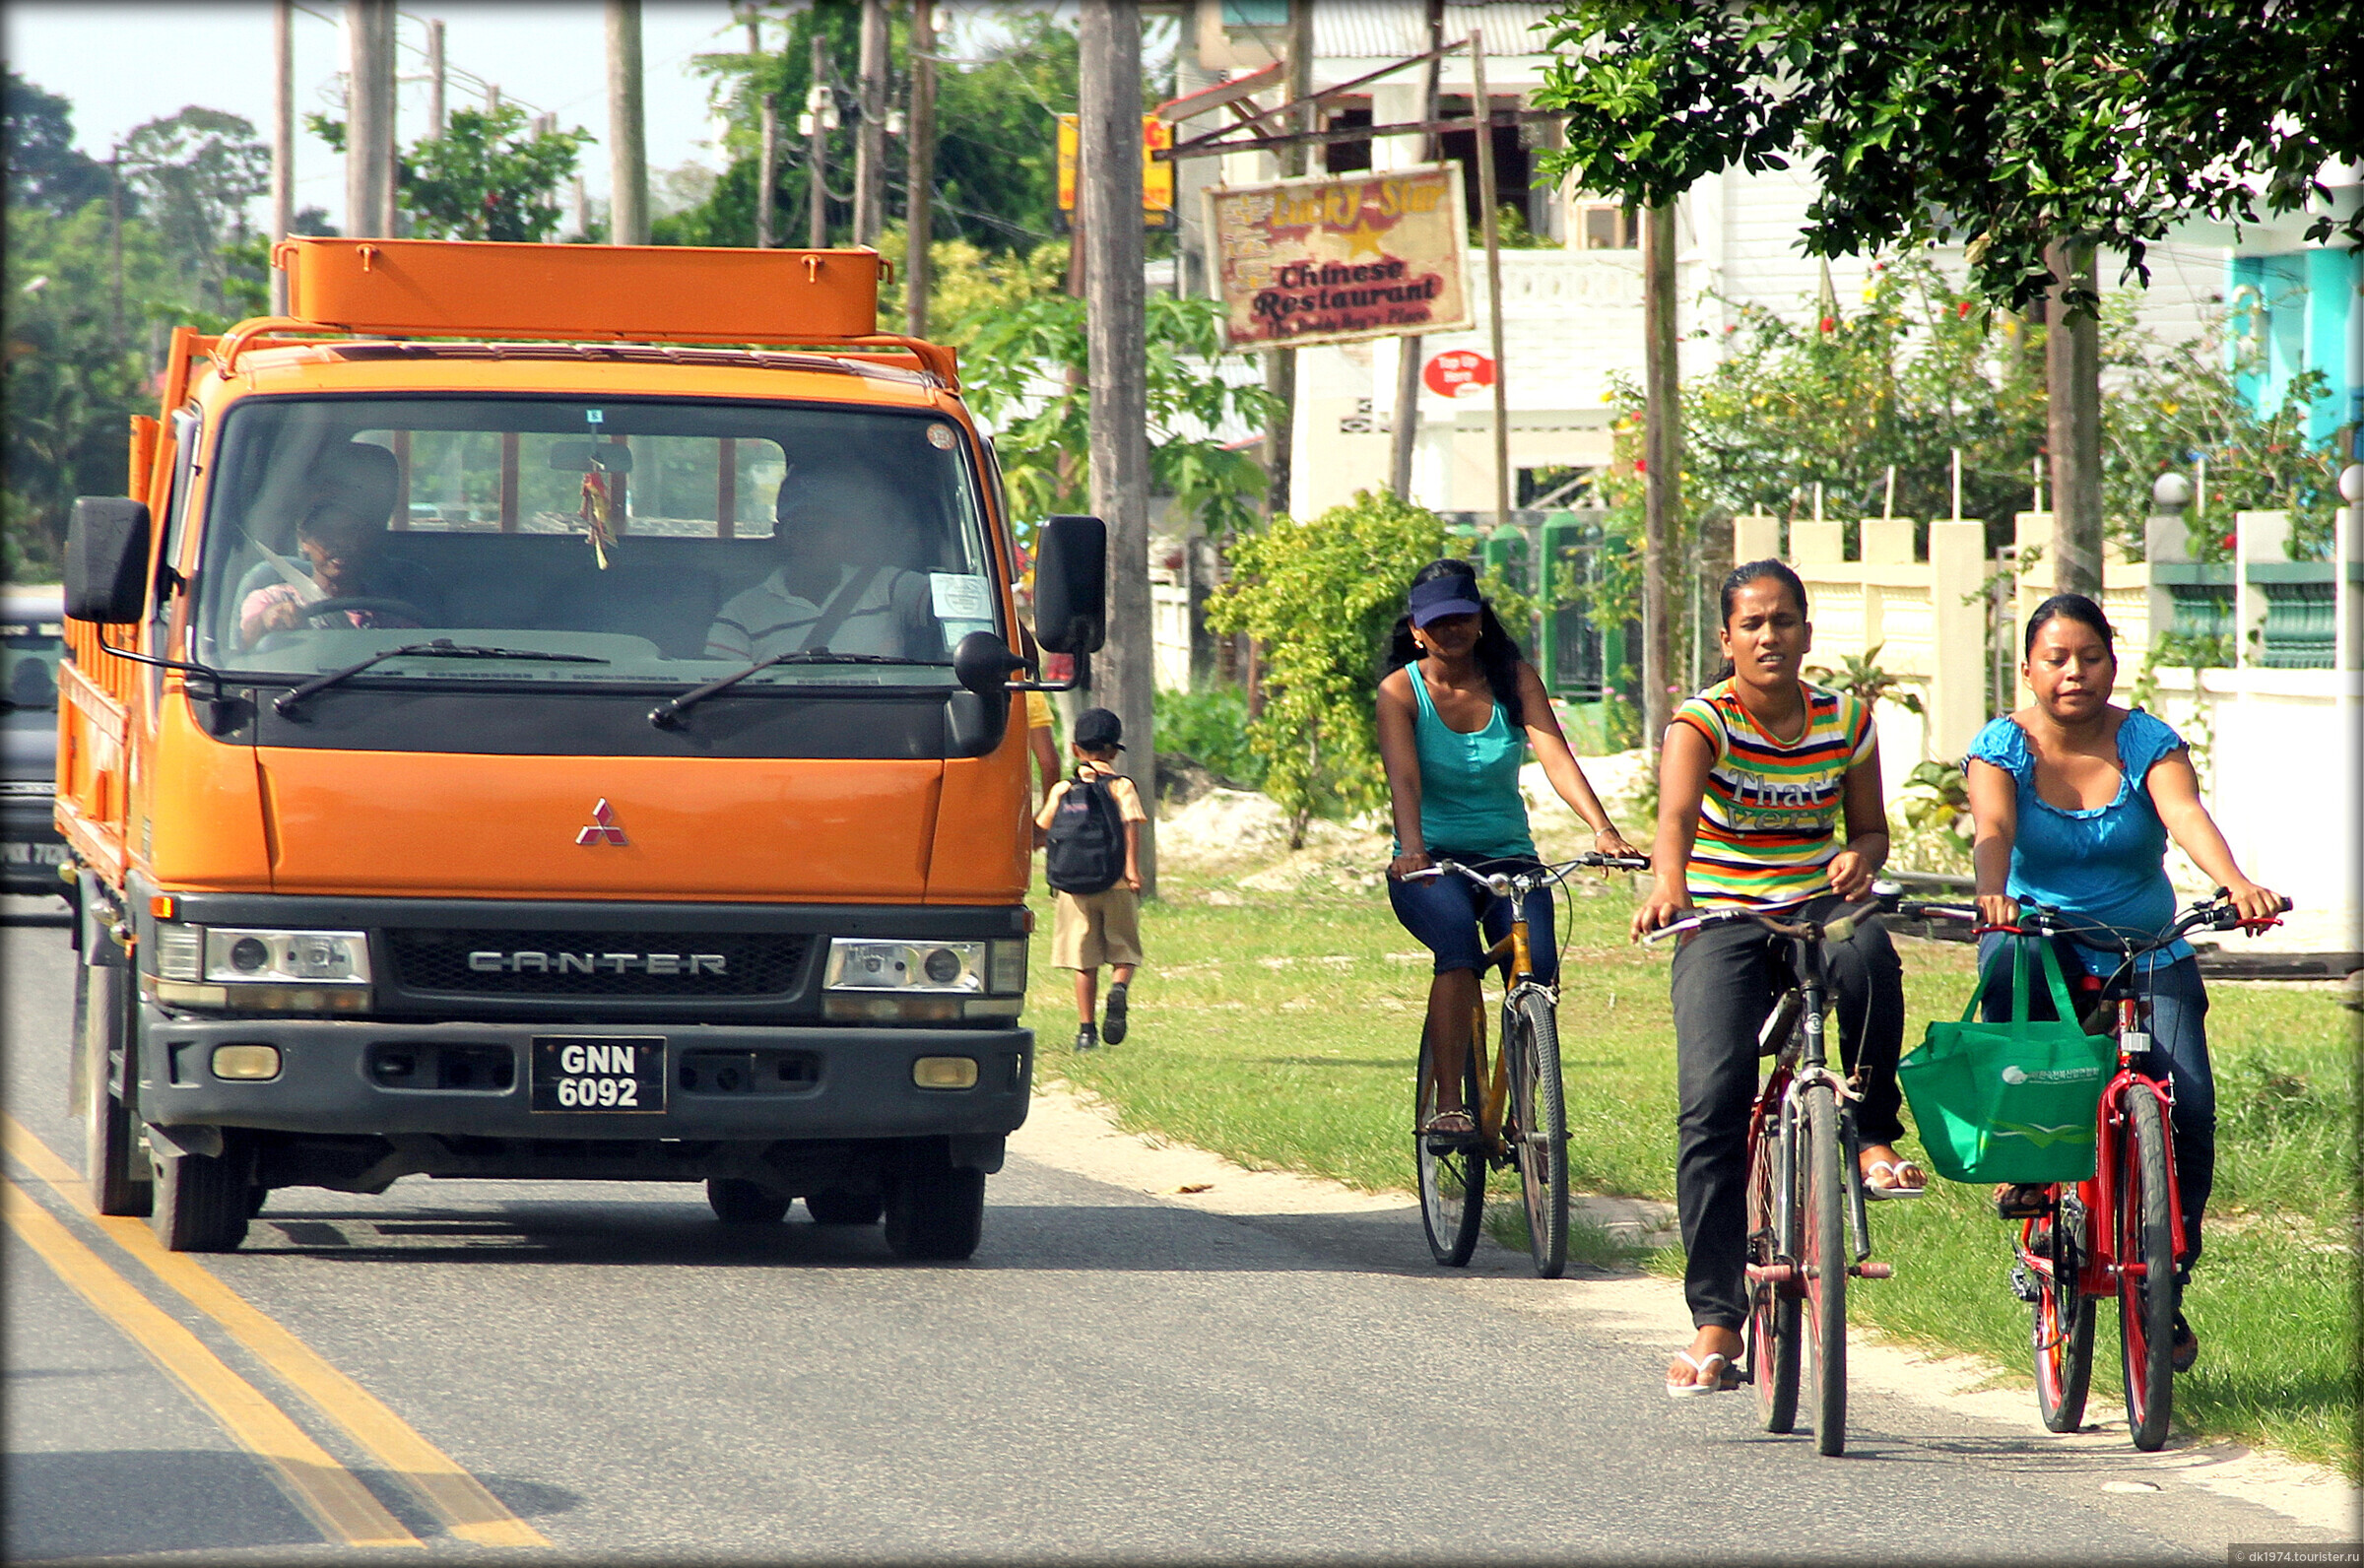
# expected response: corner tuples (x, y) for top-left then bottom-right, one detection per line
(1423, 351), (1495, 397)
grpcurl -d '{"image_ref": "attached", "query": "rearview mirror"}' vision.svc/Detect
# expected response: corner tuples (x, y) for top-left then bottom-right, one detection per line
(952, 630), (1027, 698)
(1032, 513), (1105, 655)
(547, 440), (633, 474)
(64, 497), (153, 622)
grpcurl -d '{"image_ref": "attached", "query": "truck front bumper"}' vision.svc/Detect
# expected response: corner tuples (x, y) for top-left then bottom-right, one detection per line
(136, 1014), (1032, 1143)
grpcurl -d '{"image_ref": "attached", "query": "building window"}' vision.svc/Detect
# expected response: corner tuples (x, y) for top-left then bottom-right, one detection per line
(1324, 107), (1373, 174)
(1574, 200), (1636, 250)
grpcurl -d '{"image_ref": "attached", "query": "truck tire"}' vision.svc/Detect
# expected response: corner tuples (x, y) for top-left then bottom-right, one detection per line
(884, 1158), (984, 1261)
(76, 958), (151, 1216)
(804, 1189), (884, 1226)
(150, 1140), (252, 1252)
(706, 1178), (791, 1224)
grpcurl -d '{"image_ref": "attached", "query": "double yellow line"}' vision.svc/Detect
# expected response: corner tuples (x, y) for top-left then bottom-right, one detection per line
(3, 1116), (548, 1550)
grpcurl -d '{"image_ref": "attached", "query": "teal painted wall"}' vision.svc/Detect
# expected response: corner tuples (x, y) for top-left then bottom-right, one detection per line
(2227, 247), (2358, 448)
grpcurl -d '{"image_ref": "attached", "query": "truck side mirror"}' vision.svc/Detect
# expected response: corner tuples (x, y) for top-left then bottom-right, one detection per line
(64, 497), (153, 623)
(1032, 513), (1105, 654)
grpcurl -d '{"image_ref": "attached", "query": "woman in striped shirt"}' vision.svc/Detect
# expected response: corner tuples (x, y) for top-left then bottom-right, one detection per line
(1633, 559), (1917, 1397)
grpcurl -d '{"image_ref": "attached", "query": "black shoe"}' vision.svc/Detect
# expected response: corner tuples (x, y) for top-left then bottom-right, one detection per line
(1073, 1022), (1098, 1052)
(2171, 1311), (2198, 1373)
(1102, 983), (1129, 1045)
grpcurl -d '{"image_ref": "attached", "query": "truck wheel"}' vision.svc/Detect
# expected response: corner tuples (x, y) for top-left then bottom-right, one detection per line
(804, 1189), (884, 1226)
(884, 1160), (985, 1261)
(77, 959), (151, 1217)
(149, 1139), (251, 1252)
(706, 1178), (791, 1224)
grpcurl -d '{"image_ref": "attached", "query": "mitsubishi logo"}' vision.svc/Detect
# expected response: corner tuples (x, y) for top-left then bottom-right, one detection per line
(575, 799), (628, 846)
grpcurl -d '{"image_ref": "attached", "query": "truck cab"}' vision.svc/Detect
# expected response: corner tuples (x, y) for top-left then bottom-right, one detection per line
(56, 238), (1103, 1257)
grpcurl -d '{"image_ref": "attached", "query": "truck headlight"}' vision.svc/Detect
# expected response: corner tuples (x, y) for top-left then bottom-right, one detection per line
(204, 928), (371, 985)
(824, 939), (984, 995)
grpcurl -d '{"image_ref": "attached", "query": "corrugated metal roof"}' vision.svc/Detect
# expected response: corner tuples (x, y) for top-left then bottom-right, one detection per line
(1312, 2), (1568, 62)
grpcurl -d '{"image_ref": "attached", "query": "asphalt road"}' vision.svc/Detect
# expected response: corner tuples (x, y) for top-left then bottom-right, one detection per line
(3, 924), (2342, 1564)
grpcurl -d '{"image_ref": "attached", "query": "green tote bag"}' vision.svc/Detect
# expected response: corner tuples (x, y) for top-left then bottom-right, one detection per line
(1898, 936), (2117, 1185)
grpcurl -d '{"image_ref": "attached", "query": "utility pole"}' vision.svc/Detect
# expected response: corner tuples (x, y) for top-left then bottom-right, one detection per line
(345, 0), (397, 237)
(426, 18), (446, 137)
(807, 33), (830, 248)
(1472, 32), (1509, 533)
(755, 93), (777, 246)
(1080, 0), (1156, 895)
(1263, 0), (1314, 520)
(109, 148), (124, 343)
(2046, 240), (2103, 597)
(271, 0), (295, 312)
(852, 0), (887, 244)
(1387, 0), (1445, 501)
(905, 0), (937, 335)
(1640, 201), (1681, 753)
(606, 0), (649, 244)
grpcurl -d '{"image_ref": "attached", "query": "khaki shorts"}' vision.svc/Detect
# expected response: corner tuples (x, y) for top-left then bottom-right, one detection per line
(1050, 885), (1144, 970)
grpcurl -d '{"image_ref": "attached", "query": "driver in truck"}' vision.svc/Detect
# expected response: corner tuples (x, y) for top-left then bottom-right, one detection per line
(238, 498), (426, 645)
(704, 456), (936, 662)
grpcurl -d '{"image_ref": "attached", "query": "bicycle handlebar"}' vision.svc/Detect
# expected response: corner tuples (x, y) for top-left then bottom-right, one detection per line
(1640, 882), (1901, 947)
(1897, 889), (2290, 953)
(1408, 853), (1650, 899)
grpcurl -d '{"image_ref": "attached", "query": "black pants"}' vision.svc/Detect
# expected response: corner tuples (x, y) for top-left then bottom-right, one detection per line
(1669, 893), (1906, 1331)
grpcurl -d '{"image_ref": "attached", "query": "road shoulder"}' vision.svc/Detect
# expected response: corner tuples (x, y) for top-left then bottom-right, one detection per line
(1011, 1078), (2360, 1539)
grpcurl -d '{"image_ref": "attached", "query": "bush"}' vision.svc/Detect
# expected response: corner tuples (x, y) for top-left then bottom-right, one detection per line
(1153, 684), (1266, 790)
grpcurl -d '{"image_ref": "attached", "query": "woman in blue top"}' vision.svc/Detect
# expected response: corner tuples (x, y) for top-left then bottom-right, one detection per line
(1378, 561), (1637, 1135)
(1964, 593), (2281, 1372)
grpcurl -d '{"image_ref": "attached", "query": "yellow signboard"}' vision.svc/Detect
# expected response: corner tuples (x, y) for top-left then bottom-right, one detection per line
(1056, 113), (1177, 231)
(1205, 163), (1471, 352)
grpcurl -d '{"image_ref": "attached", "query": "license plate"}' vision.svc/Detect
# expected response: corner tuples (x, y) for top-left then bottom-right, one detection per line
(530, 1036), (666, 1114)
(2, 840), (68, 866)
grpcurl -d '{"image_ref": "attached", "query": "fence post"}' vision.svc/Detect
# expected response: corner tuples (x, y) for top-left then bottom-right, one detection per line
(2233, 509), (2290, 672)
(1929, 519), (1988, 760)
(1732, 514), (1780, 565)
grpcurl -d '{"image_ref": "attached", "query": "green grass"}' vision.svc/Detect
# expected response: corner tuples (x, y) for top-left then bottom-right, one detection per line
(1022, 841), (2361, 1478)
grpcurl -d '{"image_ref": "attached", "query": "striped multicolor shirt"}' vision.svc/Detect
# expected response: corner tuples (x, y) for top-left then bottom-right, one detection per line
(1672, 680), (1874, 910)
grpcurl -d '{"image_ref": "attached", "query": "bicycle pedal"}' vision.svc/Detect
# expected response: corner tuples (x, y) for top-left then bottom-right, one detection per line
(2008, 1262), (2042, 1303)
(1994, 1187), (2052, 1221)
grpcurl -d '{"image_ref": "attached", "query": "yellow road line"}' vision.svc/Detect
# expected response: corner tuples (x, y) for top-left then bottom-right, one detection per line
(4, 1117), (549, 1549)
(2, 1177), (422, 1549)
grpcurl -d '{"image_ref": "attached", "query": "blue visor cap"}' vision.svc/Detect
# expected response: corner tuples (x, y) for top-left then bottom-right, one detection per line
(1408, 576), (1484, 627)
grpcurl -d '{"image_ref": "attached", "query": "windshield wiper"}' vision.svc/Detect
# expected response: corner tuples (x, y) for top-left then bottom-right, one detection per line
(274, 639), (609, 717)
(649, 650), (945, 729)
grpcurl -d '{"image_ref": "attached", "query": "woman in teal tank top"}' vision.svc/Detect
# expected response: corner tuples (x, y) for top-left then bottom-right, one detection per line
(1377, 561), (1637, 1136)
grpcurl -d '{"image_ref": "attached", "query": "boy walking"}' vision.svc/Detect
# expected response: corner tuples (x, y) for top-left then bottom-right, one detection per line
(1035, 707), (1147, 1051)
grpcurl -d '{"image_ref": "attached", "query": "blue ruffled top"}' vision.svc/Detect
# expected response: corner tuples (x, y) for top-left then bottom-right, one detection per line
(1962, 708), (2192, 973)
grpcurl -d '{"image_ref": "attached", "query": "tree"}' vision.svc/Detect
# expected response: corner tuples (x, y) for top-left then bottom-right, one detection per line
(120, 107), (270, 315)
(1206, 491), (1448, 848)
(960, 276), (1279, 550)
(2, 203), (178, 574)
(4, 70), (112, 217)
(311, 105), (591, 243)
(1534, 0), (2364, 599)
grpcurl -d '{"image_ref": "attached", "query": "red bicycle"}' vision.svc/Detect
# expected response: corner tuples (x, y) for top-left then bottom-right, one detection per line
(1905, 889), (2285, 1450)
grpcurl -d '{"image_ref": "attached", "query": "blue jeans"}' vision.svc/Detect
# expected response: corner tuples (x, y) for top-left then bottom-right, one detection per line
(1977, 936), (2214, 1276)
(1387, 852), (1558, 984)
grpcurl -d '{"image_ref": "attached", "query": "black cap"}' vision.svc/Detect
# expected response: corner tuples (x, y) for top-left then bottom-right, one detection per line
(1073, 707), (1124, 751)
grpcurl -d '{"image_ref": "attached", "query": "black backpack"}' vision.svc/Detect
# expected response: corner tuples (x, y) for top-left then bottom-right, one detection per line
(1045, 768), (1126, 894)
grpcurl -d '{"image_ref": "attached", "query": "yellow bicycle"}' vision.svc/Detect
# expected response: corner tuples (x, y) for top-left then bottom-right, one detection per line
(1411, 853), (1648, 1277)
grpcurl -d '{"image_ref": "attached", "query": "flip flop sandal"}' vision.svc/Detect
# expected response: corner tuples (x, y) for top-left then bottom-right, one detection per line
(1420, 1109), (1476, 1138)
(1666, 1350), (1740, 1399)
(2171, 1313), (2199, 1373)
(1864, 1159), (1928, 1200)
(1994, 1182), (2052, 1219)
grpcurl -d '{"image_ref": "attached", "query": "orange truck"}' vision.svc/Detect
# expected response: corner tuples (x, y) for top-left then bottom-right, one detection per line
(56, 237), (1103, 1258)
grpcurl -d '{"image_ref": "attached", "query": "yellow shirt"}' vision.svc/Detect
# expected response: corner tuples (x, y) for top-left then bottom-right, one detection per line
(1025, 690), (1053, 730)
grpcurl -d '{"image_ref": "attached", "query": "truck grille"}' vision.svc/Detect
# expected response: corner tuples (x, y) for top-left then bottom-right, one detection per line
(384, 930), (810, 998)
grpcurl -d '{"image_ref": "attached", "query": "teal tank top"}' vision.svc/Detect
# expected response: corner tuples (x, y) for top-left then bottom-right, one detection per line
(1402, 662), (1535, 860)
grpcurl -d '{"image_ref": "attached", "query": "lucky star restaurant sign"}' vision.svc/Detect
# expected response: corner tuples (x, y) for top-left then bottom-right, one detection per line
(1207, 163), (1471, 352)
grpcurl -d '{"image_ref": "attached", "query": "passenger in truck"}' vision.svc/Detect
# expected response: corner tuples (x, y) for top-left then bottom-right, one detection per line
(703, 457), (936, 662)
(238, 498), (429, 646)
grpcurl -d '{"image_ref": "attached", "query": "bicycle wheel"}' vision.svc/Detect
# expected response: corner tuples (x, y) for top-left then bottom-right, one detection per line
(2118, 1090), (2177, 1451)
(1505, 992), (1569, 1278)
(1414, 1027), (1485, 1267)
(1801, 1081), (1847, 1456)
(1745, 1085), (1800, 1434)
(2032, 1210), (2095, 1433)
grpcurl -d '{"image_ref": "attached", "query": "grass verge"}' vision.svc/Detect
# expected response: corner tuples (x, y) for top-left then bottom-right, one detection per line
(1022, 836), (2361, 1478)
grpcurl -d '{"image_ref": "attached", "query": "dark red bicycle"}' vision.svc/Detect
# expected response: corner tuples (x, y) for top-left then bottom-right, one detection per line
(1904, 889), (2286, 1451)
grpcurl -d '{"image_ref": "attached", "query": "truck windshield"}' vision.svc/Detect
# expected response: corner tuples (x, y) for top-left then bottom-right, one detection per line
(192, 396), (998, 687)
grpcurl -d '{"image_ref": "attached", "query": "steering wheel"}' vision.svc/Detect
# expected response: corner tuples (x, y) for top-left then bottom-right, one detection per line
(296, 596), (427, 624)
